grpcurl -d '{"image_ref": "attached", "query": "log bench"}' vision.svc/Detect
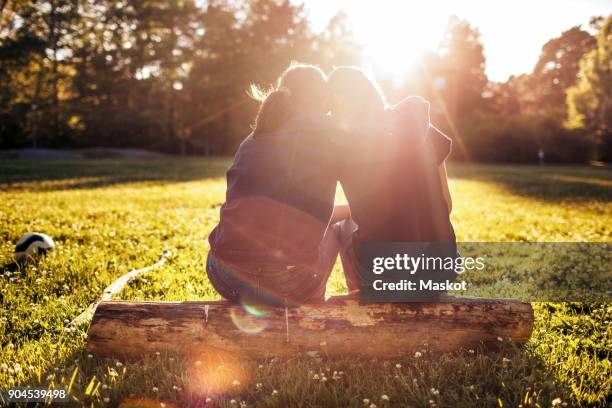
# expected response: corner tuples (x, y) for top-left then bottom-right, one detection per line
(85, 296), (534, 359)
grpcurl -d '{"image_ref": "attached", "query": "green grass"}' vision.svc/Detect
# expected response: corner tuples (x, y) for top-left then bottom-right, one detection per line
(0, 159), (610, 407)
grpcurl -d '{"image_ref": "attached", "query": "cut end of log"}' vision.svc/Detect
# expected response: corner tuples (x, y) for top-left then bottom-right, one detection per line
(85, 296), (534, 359)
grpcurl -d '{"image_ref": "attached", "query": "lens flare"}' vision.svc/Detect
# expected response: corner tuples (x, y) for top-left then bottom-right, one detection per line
(240, 299), (268, 318)
(229, 303), (268, 334)
(118, 398), (179, 408)
(184, 346), (249, 396)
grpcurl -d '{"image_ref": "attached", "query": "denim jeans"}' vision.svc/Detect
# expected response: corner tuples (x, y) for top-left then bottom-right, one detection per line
(206, 218), (366, 306)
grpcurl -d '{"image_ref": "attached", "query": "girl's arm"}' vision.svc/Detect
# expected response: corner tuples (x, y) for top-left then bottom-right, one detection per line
(330, 203), (351, 224)
(438, 162), (452, 214)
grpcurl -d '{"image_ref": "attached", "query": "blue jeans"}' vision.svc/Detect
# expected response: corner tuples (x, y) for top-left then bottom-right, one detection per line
(207, 218), (388, 306)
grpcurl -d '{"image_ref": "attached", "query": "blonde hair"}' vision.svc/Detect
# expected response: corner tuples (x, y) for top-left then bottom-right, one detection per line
(249, 63), (328, 137)
(327, 66), (387, 121)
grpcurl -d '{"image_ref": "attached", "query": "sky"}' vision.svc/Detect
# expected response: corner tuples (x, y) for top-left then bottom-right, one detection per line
(299, 0), (611, 82)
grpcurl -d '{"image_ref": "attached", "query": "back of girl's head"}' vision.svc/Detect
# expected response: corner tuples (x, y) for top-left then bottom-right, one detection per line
(250, 63), (328, 137)
(327, 66), (386, 121)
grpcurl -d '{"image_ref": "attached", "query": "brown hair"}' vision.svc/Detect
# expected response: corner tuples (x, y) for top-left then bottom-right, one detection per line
(249, 63), (328, 137)
(327, 66), (387, 121)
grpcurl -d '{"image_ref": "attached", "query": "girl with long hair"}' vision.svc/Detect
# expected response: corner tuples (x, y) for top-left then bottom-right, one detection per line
(207, 63), (347, 307)
(325, 66), (456, 296)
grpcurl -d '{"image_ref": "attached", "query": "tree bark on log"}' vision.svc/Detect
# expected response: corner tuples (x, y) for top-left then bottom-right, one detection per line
(86, 297), (533, 359)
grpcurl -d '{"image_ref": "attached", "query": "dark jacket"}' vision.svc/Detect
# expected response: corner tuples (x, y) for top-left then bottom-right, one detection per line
(209, 113), (337, 267)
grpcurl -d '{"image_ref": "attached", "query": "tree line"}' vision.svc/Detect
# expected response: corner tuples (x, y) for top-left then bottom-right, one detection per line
(0, 1), (610, 162)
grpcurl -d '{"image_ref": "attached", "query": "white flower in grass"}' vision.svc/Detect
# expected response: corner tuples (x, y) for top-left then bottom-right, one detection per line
(395, 363), (402, 368)
(152, 387), (158, 393)
(87, 354), (93, 359)
(205, 397), (212, 403)
(115, 361), (123, 367)
(46, 374), (55, 381)
(430, 388), (440, 395)
(258, 364), (264, 369)
(195, 360), (202, 366)
(468, 349), (475, 354)
(230, 399), (237, 405)
(551, 398), (563, 407)
(255, 383), (263, 390)
(102, 384), (108, 390)
(414, 351), (422, 358)
(381, 394), (389, 401)
(321, 376), (327, 383)
(103, 397), (110, 403)
(271, 389), (278, 396)
(232, 380), (240, 386)
(497, 337), (503, 342)
(312, 374), (320, 380)
(155, 351), (161, 356)
(369, 404), (377, 408)
(363, 398), (370, 405)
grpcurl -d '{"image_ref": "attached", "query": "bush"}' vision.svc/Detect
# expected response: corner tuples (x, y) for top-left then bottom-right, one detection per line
(451, 112), (595, 163)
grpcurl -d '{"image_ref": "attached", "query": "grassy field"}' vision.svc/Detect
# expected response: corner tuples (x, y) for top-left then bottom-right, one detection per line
(0, 159), (610, 407)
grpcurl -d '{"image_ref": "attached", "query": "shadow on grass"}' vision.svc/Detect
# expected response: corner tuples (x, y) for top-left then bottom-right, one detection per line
(0, 158), (231, 191)
(0, 261), (21, 275)
(449, 163), (612, 203)
(5, 159), (611, 203)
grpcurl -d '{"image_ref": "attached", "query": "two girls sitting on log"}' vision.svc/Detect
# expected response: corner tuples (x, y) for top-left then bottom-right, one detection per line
(207, 63), (456, 307)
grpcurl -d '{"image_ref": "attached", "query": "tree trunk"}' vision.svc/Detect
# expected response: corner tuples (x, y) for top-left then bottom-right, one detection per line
(86, 297), (534, 359)
(49, 1), (60, 139)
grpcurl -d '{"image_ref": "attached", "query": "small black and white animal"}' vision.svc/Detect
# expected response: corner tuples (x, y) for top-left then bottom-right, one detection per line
(15, 232), (55, 261)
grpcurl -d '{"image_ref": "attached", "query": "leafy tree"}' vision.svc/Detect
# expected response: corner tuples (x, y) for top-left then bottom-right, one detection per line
(525, 26), (595, 119)
(314, 11), (362, 72)
(566, 15), (612, 161)
(0, 0), (79, 148)
(484, 76), (522, 116)
(436, 16), (487, 121)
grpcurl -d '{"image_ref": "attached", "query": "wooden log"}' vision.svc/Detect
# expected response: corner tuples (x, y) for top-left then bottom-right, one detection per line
(86, 297), (533, 359)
